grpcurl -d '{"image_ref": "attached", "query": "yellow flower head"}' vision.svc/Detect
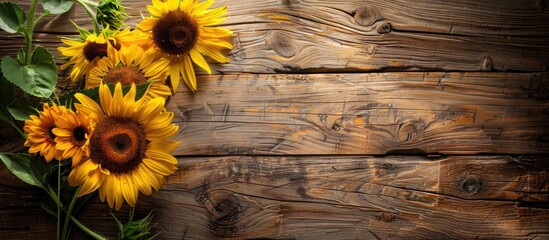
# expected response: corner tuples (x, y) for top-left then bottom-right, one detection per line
(52, 108), (93, 166)
(23, 103), (67, 162)
(58, 28), (138, 82)
(137, 0), (233, 92)
(87, 44), (172, 102)
(68, 83), (179, 210)
(58, 29), (118, 82)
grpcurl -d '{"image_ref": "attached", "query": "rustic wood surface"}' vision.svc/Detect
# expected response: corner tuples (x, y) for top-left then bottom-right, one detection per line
(1, 0), (548, 239)
(168, 72), (549, 156)
(2, 0), (549, 74)
(2, 155), (548, 239)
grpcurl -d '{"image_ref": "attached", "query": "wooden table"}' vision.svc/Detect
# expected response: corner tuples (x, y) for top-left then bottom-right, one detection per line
(1, 0), (548, 239)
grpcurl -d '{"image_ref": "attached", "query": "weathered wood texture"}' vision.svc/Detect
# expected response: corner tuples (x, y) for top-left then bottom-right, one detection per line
(1, 0), (548, 239)
(1, 0), (549, 74)
(1, 155), (548, 239)
(169, 72), (549, 155)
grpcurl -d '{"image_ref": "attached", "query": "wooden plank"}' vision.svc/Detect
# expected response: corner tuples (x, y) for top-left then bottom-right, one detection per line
(165, 72), (549, 155)
(1, 0), (548, 73)
(1, 155), (547, 239)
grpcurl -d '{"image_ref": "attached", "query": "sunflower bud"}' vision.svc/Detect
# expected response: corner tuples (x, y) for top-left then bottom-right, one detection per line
(96, 0), (129, 30)
(111, 209), (157, 240)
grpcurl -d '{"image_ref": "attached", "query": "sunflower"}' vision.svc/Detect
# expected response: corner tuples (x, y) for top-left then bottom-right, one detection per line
(68, 83), (179, 210)
(137, 0), (233, 92)
(58, 29), (119, 82)
(23, 103), (67, 162)
(52, 108), (93, 166)
(87, 44), (172, 102)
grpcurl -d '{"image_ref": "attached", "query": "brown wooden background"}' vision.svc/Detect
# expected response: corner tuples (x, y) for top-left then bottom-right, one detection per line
(1, 0), (549, 239)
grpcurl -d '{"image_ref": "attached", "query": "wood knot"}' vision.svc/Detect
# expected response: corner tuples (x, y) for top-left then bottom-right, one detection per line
(377, 163), (396, 177)
(282, 0), (299, 4)
(459, 176), (483, 195)
(379, 212), (395, 222)
(376, 22), (391, 34)
(266, 32), (297, 58)
(396, 122), (424, 143)
(353, 6), (379, 26)
(481, 55), (493, 71)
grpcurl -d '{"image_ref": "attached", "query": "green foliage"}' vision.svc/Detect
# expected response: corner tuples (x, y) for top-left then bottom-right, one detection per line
(72, 20), (91, 40)
(111, 209), (158, 240)
(16, 48), (24, 64)
(0, 153), (51, 188)
(0, 103), (12, 124)
(1, 46), (57, 98)
(0, 74), (15, 108)
(97, 0), (128, 30)
(7, 97), (37, 121)
(0, 2), (26, 34)
(41, 0), (74, 15)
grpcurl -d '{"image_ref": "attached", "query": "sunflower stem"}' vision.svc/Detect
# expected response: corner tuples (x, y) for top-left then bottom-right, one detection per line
(46, 185), (63, 207)
(43, 185), (106, 240)
(24, 0), (39, 65)
(56, 162), (61, 240)
(7, 120), (26, 139)
(70, 216), (108, 240)
(75, 0), (101, 34)
(61, 186), (81, 240)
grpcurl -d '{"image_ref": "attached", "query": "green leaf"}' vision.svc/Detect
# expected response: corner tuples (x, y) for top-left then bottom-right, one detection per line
(0, 73), (15, 107)
(69, 20), (90, 40)
(16, 48), (24, 63)
(1, 46), (57, 98)
(0, 153), (43, 187)
(0, 104), (12, 124)
(7, 97), (37, 121)
(41, 0), (74, 15)
(0, 2), (26, 34)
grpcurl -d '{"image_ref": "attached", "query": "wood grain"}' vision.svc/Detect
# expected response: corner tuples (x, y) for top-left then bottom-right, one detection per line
(1, 155), (547, 239)
(1, 1), (548, 239)
(166, 72), (549, 156)
(1, 0), (548, 74)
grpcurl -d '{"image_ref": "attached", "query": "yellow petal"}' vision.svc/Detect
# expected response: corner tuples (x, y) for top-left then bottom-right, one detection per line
(99, 83), (113, 114)
(147, 5), (164, 17)
(109, 83), (124, 116)
(181, 54), (197, 91)
(75, 94), (103, 119)
(146, 149), (179, 165)
(145, 124), (179, 141)
(169, 61), (181, 92)
(79, 170), (103, 196)
(133, 166), (152, 195)
(199, 37), (233, 49)
(193, 0), (214, 14)
(196, 43), (230, 63)
(68, 160), (99, 186)
(137, 18), (159, 31)
(189, 48), (211, 74)
(136, 97), (165, 123)
(148, 140), (180, 153)
(121, 174), (137, 207)
(143, 158), (174, 176)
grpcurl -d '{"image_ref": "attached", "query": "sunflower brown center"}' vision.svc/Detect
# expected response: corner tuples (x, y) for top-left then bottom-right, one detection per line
(72, 126), (87, 145)
(103, 66), (147, 85)
(48, 126), (56, 141)
(89, 117), (147, 173)
(83, 42), (108, 61)
(152, 10), (199, 55)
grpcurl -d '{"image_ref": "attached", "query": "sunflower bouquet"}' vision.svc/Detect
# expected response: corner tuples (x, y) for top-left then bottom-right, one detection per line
(0, 0), (232, 239)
